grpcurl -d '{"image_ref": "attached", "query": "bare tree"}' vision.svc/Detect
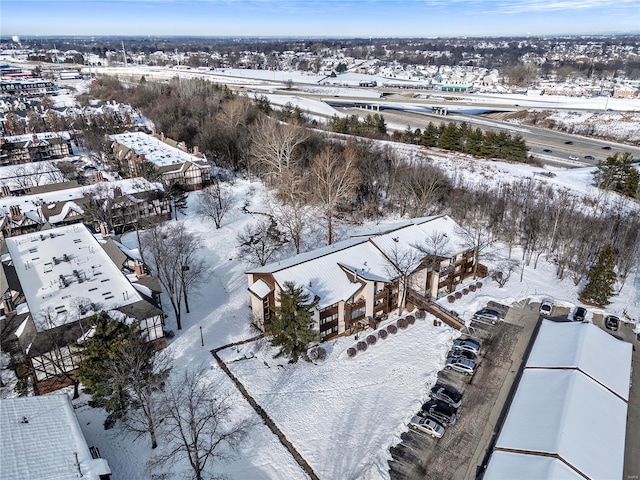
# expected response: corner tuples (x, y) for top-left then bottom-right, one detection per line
(311, 145), (361, 245)
(237, 216), (288, 266)
(383, 243), (423, 314)
(148, 369), (249, 480)
(250, 116), (308, 180)
(267, 197), (312, 255)
(456, 219), (493, 279)
(139, 222), (205, 329)
(415, 230), (451, 257)
(491, 260), (520, 288)
(196, 180), (233, 229)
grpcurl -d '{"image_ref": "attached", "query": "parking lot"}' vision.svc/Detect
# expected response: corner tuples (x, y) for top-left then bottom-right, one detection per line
(389, 299), (640, 479)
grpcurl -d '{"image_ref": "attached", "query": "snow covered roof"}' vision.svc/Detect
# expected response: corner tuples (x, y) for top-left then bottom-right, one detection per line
(490, 369), (627, 480)
(248, 278), (273, 299)
(527, 320), (633, 400)
(2, 131), (71, 144)
(0, 394), (111, 480)
(484, 451), (583, 479)
(110, 131), (206, 168)
(4, 224), (144, 330)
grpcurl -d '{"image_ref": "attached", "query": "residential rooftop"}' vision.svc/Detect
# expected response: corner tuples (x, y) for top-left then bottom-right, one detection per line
(4, 223), (143, 329)
(110, 131), (204, 168)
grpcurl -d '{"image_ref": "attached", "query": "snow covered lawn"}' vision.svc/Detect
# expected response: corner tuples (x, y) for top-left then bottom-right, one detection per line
(220, 313), (457, 480)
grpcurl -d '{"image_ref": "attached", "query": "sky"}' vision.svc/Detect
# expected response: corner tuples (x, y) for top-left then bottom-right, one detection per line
(1, 0), (639, 38)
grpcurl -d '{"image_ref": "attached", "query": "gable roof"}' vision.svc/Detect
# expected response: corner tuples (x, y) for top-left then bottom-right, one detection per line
(527, 320), (633, 401)
(0, 395), (111, 480)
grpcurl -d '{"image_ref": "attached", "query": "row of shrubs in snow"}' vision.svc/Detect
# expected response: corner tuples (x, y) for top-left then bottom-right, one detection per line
(346, 310), (427, 358)
(447, 281), (483, 303)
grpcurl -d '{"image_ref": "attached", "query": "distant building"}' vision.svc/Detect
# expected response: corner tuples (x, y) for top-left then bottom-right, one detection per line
(1, 224), (165, 394)
(110, 131), (210, 190)
(0, 131), (74, 166)
(0, 394), (111, 480)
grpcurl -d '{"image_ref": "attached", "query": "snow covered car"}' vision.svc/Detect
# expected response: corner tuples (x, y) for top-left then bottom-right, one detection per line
(430, 383), (462, 408)
(473, 308), (501, 324)
(452, 338), (481, 355)
(420, 399), (457, 426)
(409, 416), (445, 438)
(539, 298), (554, 316)
(445, 357), (476, 376)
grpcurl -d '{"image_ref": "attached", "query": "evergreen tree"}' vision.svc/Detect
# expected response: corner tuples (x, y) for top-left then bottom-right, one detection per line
(76, 312), (135, 404)
(420, 123), (439, 147)
(579, 244), (618, 307)
(266, 281), (319, 363)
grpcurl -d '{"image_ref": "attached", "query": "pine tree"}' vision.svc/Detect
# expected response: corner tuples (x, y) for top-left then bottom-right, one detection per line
(76, 312), (135, 405)
(579, 244), (618, 307)
(266, 281), (319, 363)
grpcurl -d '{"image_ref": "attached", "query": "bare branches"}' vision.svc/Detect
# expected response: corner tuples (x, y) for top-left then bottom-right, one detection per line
(237, 216), (288, 266)
(196, 181), (233, 229)
(148, 369), (249, 480)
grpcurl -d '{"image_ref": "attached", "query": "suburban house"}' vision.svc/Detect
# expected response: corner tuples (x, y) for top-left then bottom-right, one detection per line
(0, 394), (111, 480)
(109, 131), (211, 190)
(0, 131), (74, 166)
(0, 177), (170, 239)
(0, 223), (165, 394)
(246, 215), (478, 340)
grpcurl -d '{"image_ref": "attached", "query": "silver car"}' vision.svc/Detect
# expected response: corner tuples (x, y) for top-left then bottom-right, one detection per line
(539, 298), (554, 316)
(445, 356), (476, 375)
(409, 416), (445, 438)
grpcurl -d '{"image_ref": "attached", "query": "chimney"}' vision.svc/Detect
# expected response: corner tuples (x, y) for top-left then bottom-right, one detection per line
(160, 132), (165, 141)
(1, 186), (11, 197)
(9, 205), (21, 220)
(193, 145), (199, 155)
(151, 127), (156, 136)
(94, 171), (104, 182)
(32, 134), (38, 143)
(113, 186), (123, 198)
(99, 221), (109, 238)
(134, 261), (146, 279)
(2, 294), (16, 317)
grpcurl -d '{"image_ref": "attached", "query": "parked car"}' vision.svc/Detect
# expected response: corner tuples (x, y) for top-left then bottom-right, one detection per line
(420, 399), (457, 425)
(573, 307), (587, 322)
(445, 357), (476, 375)
(602, 146), (612, 150)
(452, 338), (481, 354)
(448, 348), (477, 362)
(430, 383), (462, 408)
(409, 416), (445, 438)
(543, 148), (552, 153)
(584, 155), (595, 160)
(473, 308), (501, 324)
(539, 298), (554, 316)
(605, 315), (620, 331)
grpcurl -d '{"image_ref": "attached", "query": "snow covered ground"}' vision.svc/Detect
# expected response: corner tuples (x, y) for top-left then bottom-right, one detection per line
(22, 71), (638, 479)
(67, 142), (639, 479)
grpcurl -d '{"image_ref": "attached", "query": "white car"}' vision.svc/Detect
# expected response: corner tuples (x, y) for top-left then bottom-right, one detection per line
(445, 356), (476, 375)
(569, 154), (580, 161)
(539, 298), (554, 316)
(409, 416), (445, 438)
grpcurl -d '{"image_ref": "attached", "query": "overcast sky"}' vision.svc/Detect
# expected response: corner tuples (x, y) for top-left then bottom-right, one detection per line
(2, 0), (639, 37)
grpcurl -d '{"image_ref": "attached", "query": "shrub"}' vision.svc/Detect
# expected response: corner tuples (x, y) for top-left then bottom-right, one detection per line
(406, 315), (415, 324)
(347, 347), (357, 357)
(476, 281), (483, 288)
(366, 334), (377, 345)
(357, 341), (368, 351)
(447, 295), (456, 303)
(455, 292), (463, 299)
(397, 318), (408, 329)
(387, 324), (398, 334)
(378, 329), (388, 339)
(469, 284), (476, 292)
(462, 288), (469, 295)
(416, 309), (427, 319)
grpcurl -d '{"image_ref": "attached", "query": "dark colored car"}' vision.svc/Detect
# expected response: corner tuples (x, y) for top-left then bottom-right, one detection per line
(605, 315), (619, 331)
(420, 399), (457, 426)
(448, 348), (478, 362)
(584, 155), (595, 160)
(573, 307), (587, 322)
(430, 383), (462, 408)
(543, 149), (552, 153)
(602, 146), (612, 150)
(564, 140), (573, 144)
